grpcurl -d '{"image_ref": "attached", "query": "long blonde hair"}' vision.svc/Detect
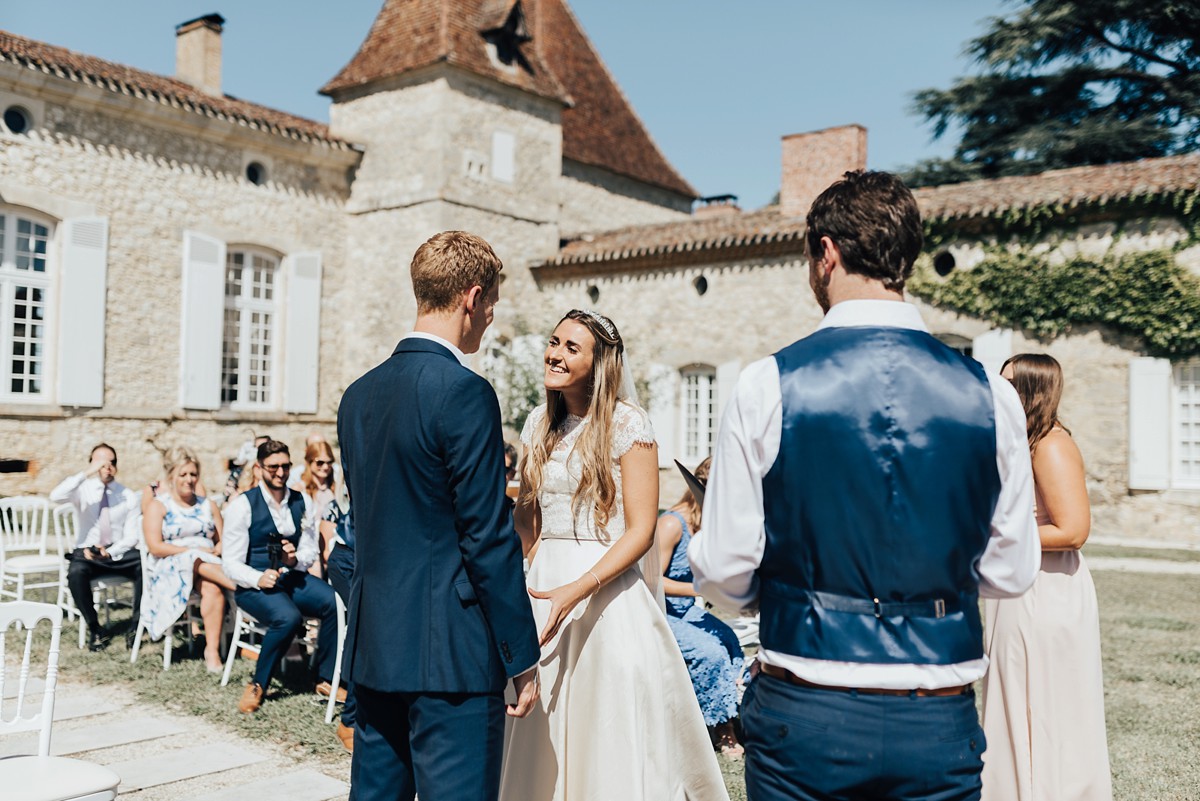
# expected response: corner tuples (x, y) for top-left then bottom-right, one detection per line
(520, 310), (626, 534)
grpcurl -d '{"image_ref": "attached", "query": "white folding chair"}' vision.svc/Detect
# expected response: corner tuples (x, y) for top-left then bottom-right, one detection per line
(220, 605), (267, 687)
(0, 600), (121, 800)
(324, 592), (347, 724)
(0, 497), (61, 606)
(52, 504), (136, 649)
(129, 546), (205, 670)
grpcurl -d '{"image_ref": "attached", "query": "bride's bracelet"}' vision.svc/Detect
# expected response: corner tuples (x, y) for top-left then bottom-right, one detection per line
(586, 570), (602, 591)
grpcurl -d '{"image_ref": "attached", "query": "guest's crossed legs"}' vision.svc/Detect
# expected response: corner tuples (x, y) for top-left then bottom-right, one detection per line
(234, 570), (338, 689)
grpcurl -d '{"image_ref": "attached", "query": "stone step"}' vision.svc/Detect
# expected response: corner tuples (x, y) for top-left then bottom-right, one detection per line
(178, 769), (349, 801)
(1, 677), (45, 698)
(0, 715), (186, 757)
(0, 693), (124, 730)
(106, 742), (268, 793)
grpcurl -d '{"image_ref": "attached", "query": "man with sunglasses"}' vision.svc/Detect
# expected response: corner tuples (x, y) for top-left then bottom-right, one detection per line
(221, 439), (339, 722)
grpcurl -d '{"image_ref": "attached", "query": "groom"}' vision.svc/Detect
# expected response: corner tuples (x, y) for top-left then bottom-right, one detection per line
(337, 231), (540, 801)
(691, 171), (1041, 801)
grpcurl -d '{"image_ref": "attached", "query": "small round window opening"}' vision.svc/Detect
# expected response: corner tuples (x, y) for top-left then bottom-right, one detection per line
(933, 250), (956, 277)
(245, 161), (267, 186)
(3, 106), (31, 135)
(693, 276), (709, 296)
(586, 285), (600, 303)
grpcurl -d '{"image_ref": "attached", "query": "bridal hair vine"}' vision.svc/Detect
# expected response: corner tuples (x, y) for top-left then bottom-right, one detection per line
(580, 309), (617, 340)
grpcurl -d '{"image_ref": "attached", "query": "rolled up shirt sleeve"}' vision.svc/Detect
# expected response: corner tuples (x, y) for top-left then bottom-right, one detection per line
(976, 374), (1041, 598)
(689, 357), (781, 612)
(294, 494), (319, 572)
(220, 494), (263, 589)
(107, 488), (141, 561)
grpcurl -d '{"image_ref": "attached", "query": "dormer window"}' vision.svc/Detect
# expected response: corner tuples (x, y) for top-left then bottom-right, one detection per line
(483, 1), (531, 70)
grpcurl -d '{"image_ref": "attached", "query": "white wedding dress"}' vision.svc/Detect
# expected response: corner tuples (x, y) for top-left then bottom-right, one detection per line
(499, 402), (730, 801)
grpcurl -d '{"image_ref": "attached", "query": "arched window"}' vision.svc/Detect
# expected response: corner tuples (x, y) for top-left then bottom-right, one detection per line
(222, 247), (279, 407)
(0, 209), (53, 400)
(681, 365), (717, 463)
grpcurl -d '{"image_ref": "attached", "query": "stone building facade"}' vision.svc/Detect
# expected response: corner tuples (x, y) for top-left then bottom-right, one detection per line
(2, 2), (1199, 544)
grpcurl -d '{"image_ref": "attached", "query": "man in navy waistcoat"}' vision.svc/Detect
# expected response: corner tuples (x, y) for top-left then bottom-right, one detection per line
(221, 439), (339, 719)
(337, 231), (540, 801)
(691, 171), (1041, 801)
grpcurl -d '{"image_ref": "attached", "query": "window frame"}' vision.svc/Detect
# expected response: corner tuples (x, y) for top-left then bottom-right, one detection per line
(221, 245), (282, 411)
(1172, 358), (1200, 490)
(680, 364), (717, 464)
(0, 207), (57, 405)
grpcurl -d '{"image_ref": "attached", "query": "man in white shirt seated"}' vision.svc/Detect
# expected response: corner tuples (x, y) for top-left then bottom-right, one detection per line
(221, 439), (339, 725)
(49, 443), (143, 651)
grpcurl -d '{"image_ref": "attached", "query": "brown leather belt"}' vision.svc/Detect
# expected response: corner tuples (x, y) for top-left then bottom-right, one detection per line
(760, 664), (970, 697)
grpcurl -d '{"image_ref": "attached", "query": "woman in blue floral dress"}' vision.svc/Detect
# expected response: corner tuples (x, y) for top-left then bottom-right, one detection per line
(656, 457), (745, 757)
(143, 446), (235, 671)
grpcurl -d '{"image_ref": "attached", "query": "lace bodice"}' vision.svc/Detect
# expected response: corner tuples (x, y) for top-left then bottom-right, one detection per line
(521, 401), (655, 542)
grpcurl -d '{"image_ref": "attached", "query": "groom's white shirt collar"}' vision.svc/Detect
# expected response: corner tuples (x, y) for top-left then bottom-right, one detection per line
(817, 299), (929, 333)
(404, 331), (469, 367)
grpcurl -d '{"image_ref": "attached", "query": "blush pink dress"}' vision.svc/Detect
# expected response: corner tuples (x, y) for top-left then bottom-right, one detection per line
(981, 483), (1112, 801)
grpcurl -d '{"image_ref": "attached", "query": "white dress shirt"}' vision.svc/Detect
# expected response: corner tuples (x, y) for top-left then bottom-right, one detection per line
(221, 484), (318, 589)
(690, 299), (1040, 689)
(404, 331), (469, 367)
(49, 473), (141, 560)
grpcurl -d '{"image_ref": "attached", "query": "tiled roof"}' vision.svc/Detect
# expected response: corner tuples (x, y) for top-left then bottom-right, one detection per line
(0, 29), (353, 149)
(539, 154), (1200, 275)
(322, 0), (696, 197)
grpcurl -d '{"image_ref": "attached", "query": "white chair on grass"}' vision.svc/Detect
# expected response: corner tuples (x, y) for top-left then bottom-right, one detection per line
(129, 546), (204, 670)
(220, 605), (267, 687)
(0, 498), (61, 606)
(52, 505), (135, 649)
(324, 592), (347, 724)
(0, 600), (121, 801)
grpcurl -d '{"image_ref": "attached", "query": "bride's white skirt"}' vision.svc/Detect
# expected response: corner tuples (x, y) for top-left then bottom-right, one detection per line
(499, 538), (730, 801)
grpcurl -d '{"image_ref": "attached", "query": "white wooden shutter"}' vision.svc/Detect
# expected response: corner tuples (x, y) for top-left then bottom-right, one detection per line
(648, 363), (678, 468)
(492, 131), (515, 183)
(57, 217), (108, 407)
(1129, 357), (1172, 490)
(179, 231), (225, 410)
(716, 359), (742, 423)
(972, 328), (1012, 375)
(283, 252), (322, 413)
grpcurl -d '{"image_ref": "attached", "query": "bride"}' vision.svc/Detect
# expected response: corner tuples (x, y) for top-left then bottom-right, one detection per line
(499, 309), (729, 801)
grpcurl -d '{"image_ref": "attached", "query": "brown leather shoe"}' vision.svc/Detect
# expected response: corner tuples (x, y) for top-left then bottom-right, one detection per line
(315, 681), (348, 703)
(238, 682), (264, 714)
(336, 721), (355, 753)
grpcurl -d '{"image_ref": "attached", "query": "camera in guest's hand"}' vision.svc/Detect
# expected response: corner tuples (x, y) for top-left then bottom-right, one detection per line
(267, 530), (284, 572)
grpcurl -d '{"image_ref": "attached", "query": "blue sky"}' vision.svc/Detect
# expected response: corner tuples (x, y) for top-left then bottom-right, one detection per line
(6, 1), (1009, 207)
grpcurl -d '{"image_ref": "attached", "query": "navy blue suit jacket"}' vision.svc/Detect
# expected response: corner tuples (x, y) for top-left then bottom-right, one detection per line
(337, 337), (539, 694)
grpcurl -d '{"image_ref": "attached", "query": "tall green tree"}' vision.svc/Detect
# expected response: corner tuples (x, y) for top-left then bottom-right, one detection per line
(904, 0), (1200, 186)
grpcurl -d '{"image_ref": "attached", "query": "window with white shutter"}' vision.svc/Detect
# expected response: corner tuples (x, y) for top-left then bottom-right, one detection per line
(222, 248), (280, 409)
(0, 209), (54, 403)
(179, 231), (226, 410)
(58, 217), (108, 407)
(283, 252), (321, 413)
(1173, 359), (1200, 489)
(681, 365), (717, 464)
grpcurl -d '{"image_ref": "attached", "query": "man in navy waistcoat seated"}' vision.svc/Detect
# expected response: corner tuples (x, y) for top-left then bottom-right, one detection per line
(221, 439), (339, 724)
(690, 170), (1042, 801)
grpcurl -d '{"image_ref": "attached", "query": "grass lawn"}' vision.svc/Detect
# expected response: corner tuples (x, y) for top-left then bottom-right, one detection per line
(14, 559), (1200, 800)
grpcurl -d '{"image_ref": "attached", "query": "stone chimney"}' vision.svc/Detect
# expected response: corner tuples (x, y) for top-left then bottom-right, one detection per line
(694, 194), (741, 218)
(779, 124), (867, 219)
(175, 14), (225, 95)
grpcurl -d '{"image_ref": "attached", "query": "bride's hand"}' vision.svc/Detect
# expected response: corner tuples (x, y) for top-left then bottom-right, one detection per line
(528, 577), (595, 646)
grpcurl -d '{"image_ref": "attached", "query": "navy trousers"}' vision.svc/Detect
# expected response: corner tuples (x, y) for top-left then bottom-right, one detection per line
(350, 685), (505, 801)
(234, 570), (338, 689)
(742, 673), (985, 801)
(326, 543), (357, 727)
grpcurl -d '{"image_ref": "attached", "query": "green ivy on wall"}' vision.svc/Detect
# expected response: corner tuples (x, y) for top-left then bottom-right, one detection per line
(909, 249), (1200, 359)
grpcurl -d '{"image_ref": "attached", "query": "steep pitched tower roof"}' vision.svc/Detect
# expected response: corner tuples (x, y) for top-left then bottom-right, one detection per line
(322, 0), (696, 197)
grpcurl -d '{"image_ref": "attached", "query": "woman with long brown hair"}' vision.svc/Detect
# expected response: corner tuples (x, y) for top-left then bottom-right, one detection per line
(982, 354), (1112, 801)
(500, 310), (728, 801)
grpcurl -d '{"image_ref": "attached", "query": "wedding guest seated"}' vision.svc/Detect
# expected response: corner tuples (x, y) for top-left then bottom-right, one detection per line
(50, 443), (143, 651)
(293, 440), (338, 574)
(220, 439), (340, 726)
(656, 456), (744, 757)
(142, 446), (236, 672)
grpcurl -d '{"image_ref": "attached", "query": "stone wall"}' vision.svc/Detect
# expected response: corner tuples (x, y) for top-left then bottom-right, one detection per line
(558, 159), (692, 238)
(0, 78), (354, 496)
